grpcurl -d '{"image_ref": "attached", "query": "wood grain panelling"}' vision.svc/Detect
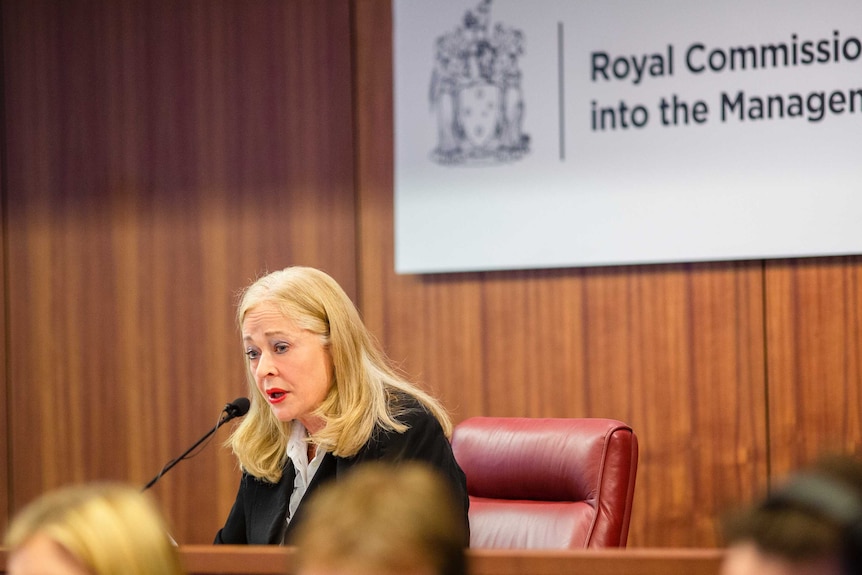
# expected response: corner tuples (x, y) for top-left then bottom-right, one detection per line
(0, 103), (6, 537)
(2, 0), (355, 543)
(4, 0), (860, 552)
(352, 0), (767, 548)
(765, 257), (862, 479)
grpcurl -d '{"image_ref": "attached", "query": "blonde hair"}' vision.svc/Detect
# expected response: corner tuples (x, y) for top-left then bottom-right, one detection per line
(228, 266), (453, 483)
(291, 462), (467, 575)
(4, 482), (185, 575)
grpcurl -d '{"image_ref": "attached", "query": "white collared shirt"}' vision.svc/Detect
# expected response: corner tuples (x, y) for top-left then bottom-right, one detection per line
(285, 420), (325, 528)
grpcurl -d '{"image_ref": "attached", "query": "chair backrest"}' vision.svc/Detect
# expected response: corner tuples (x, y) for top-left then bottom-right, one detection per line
(451, 417), (638, 549)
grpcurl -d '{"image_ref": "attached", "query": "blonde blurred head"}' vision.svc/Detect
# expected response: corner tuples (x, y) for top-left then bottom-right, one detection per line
(5, 482), (185, 575)
(228, 266), (453, 483)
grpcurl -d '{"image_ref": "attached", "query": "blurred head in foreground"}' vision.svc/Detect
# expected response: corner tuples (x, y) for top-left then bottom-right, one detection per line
(5, 482), (186, 575)
(291, 462), (468, 575)
(721, 454), (862, 575)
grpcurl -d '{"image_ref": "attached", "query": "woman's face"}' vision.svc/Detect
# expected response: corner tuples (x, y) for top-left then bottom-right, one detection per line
(8, 534), (91, 575)
(242, 302), (333, 431)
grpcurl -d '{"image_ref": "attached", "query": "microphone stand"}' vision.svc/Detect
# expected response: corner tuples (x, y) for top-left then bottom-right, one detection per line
(142, 408), (239, 491)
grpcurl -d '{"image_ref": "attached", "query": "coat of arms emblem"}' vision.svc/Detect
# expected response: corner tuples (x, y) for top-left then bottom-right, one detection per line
(429, 0), (530, 165)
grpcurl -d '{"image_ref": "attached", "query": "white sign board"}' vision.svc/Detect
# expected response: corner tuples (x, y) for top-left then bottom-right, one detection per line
(393, 0), (862, 274)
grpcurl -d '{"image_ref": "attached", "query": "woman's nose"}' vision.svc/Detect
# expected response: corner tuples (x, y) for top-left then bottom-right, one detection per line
(255, 352), (277, 377)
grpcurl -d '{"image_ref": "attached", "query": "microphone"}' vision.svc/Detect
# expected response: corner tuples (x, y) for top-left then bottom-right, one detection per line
(142, 397), (250, 491)
(224, 397), (250, 418)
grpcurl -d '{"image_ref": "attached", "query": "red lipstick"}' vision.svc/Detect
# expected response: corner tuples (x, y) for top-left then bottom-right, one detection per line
(266, 388), (287, 404)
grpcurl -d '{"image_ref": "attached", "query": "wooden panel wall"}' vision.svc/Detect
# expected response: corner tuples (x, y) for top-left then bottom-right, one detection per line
(765, 258), (862, 476)
(0, 119), (6, 537)
(3, 0), (862, 550)
(1, 0), (355, 544)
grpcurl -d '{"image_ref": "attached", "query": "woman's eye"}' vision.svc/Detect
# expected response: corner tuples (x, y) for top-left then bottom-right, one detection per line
(274, 342), (290, 354)
(245, 348), (260, 360)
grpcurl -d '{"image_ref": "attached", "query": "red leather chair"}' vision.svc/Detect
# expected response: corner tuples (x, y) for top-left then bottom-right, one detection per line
(451, 417), (638, 549)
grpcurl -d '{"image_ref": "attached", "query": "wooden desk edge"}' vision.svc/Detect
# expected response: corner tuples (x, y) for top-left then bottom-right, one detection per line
(467, 548), (725, 575)
(1, 546), (726, 575)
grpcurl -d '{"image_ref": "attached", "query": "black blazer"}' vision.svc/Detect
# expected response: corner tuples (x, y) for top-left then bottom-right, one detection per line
(214, 402), (469, 545)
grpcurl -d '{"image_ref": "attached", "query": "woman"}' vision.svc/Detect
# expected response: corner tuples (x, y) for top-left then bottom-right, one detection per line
(214, 266), (469, 545)
(5, 482), (185, 575)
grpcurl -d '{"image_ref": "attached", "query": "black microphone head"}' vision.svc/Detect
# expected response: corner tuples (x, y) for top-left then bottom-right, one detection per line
(224, 397), (250, 418)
